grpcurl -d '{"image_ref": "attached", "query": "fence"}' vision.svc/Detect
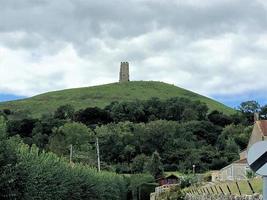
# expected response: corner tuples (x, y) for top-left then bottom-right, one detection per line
(184, 177), (262, 196)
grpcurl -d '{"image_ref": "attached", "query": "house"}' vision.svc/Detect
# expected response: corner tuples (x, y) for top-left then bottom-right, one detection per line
(219, 158), (249, 181)
(157, 174), (181, 186)
(152, 174), (181, 200)
(247, 120), (267, 149)
(219, 118), (267, 181)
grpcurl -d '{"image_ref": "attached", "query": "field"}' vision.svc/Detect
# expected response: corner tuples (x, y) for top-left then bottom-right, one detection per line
(0, 81), (235, 117)
(186, 177), (263, 196)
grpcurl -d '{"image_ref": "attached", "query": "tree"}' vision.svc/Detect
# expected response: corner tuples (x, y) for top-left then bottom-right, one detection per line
(239, 101), (260, 124)
(2, 109), (11, 115)
(74, 107), (111, 126)
(239, 100), (260, 113)
(48, 122), (93, 156)
(219, 124), (250, 150)
(260, 104), (267, 119)
(0, 117), (22, 199)
(142, 120), (177, 154)
(208, 110), (232, 127)
(181, 108), (198, 122)
(96, 122), (136, 163)
(146, 151), (164, 179)
(131, 154), (149, 173)
(7, 118), (38, 138)
(224, 138), (240, 162)
(0, 116), (7, 139)
(182, 120), (220, 145)
(107, 101), (146, 123)
(54, 104), (75, 120)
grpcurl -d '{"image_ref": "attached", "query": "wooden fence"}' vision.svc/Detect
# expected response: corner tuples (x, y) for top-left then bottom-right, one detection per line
(184, 177), (262, 196)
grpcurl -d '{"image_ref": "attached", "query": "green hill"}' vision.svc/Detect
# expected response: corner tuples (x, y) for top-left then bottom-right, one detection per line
(0, 81), (235, 117)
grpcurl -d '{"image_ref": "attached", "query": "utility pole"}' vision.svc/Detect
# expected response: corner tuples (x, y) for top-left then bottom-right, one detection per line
(193, 164), (196, 175)
(96, 137), (101, 172)
(70, 144), (73, 164)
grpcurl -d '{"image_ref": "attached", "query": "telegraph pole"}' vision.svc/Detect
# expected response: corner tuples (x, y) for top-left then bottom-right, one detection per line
(70, 144), (73, 163)
(90, 124), (101, 172)
(193, 164), (196, 175)
(96, 137), (101, 172)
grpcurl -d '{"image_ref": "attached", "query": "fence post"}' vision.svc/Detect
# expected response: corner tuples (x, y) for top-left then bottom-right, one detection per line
(236, 181), (242, 196)
(247, 180), (255, 194)
(214, 186), (219, 194)
(210, 187), (215, 194)
(219, 186), (224, 195)
(226, 184), (232, 195)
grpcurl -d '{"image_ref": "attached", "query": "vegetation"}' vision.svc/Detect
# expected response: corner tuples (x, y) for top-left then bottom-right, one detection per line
(0, 117), (129, 200)
(184, 177), (263, 196)
(1, 82), (267, 199)
(1, 97), (259, 175)
(0, 81), (235, 117)
(146, 151), (164, 179)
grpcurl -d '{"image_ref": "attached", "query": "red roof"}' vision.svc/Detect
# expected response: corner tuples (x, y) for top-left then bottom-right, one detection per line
(257, 120), (267, 136)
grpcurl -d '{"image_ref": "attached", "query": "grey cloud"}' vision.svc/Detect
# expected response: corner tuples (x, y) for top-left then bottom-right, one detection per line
(0, 0), (267, 99)
(1, 0), (267, 49)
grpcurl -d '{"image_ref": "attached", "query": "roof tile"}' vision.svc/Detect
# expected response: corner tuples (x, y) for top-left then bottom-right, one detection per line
(258, 120), (267, 136)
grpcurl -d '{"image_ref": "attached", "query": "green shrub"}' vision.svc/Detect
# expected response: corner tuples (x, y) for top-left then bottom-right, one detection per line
(16, 143), (128, 200)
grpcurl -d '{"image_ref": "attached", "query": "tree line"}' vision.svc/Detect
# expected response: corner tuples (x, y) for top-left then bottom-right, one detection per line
(0, 98), (265, 174)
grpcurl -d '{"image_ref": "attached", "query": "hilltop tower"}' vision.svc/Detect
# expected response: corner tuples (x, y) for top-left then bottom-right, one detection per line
(119, 62), (130, 82)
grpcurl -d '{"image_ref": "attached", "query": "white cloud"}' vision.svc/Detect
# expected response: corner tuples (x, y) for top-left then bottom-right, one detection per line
(0, 0), (267, 101)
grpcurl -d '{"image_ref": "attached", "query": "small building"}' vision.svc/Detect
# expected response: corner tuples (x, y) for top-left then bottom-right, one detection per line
(157, 174), (181, 186)
(247, 120), (267, 149)
(218, 118), (267, 182)
(220, 158), (249, 181)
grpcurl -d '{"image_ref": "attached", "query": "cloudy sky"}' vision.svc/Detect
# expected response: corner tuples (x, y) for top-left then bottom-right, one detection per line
(1, 0), (267, 108)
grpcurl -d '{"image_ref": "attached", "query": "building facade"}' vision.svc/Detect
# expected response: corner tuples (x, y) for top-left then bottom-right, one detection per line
(218, 119), (267, 182)
(219, 159), (249, 181)
(247, 120), (267, 149)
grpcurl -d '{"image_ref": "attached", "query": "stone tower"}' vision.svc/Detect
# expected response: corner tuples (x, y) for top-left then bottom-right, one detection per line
(119, 62), (130, 82)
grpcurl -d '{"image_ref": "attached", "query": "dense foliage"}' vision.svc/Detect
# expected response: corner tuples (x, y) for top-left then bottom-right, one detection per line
(1, 97), (265, 199)
(1, 98), (265, 175)
(0, 117), (128, 200)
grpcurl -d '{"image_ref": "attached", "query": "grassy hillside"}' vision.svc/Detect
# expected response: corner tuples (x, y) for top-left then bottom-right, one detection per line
(0, 81), (235, 117)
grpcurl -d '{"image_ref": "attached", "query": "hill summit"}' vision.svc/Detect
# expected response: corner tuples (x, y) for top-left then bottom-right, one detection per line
(0, 81), (235, 117)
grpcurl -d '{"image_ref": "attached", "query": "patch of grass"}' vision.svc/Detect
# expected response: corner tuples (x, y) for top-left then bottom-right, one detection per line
(0, 81), (236, 117)
(218, 178), (262, 195)
(187, 177), (263, 196)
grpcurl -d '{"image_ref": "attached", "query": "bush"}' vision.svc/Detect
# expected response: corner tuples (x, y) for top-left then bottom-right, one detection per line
(126, 173), (155, 200)
(16, 143), (128, 200)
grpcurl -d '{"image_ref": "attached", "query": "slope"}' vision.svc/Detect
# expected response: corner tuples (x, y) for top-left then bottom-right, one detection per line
(0, 81), (235, 117)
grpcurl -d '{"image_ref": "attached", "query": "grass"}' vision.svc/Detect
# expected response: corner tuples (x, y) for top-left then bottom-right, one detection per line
(0, 81), (236, 117)
(219, 177), (262, 195)
(186, 177), (263, 195)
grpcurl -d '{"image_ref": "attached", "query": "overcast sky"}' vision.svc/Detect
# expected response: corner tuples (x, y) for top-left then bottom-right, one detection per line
(1, 0), (267, 107)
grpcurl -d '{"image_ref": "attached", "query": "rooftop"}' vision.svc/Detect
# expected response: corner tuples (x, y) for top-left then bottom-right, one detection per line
(256, 120), (267, 136)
